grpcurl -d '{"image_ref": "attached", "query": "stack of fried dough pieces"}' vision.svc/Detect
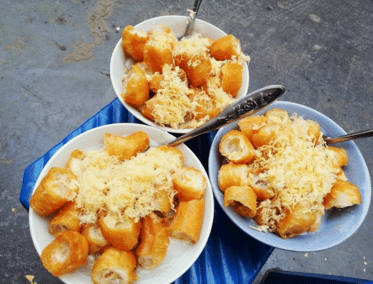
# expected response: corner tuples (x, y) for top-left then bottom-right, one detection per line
(218, 108), (362, 239)
(30, 131), (207, 283)
(121, 25), (250, 129)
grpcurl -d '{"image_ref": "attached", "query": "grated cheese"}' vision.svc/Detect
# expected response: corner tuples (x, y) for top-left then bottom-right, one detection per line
(209, 57), (225, 76)
(147, 27), (176, 50)
(121, 25), (250, 129)
(150, 64), (234, 129)
(151, 64), (194, 129)
(248, 114), (340, 232)
(70, 147), (180, 224)
(208, 85), (235, 111)
(173, 34), (211, 63)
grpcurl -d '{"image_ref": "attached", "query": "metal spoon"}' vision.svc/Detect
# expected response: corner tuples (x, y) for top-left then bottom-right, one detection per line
(166, 85), (285, 147)
(324, 129), (373, 144)
(178, 0), (203, 40)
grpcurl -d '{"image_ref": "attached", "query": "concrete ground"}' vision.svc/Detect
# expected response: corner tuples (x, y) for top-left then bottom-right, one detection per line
(1, 0), (373, 283)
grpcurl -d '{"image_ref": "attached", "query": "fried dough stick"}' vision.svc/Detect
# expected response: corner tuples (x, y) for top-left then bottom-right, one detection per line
(169, 199), (205, 243)
(218, 162), (251, 192)
(136, 213), (170, 270)
(30, 167), (78, 216)
(91, 247), (139, 284)
(122, 25), (148, 61)
(40, 231), (88, 277)
(98, 214), (141, 251)
(323, 180), (362, 210)
(219, 130), (255, 164)
(81, 223), (110, 255)
(104, 131), (149, 161)
(48, 202), (82, 235)
(224, 186), (257, 217)
(172, 166), (207, 201)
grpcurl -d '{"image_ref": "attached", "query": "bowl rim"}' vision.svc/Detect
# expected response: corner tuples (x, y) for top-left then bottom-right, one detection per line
(29, 123), (215, 284)
(109, 15), (250, 134)
(208, 101), (371, 252)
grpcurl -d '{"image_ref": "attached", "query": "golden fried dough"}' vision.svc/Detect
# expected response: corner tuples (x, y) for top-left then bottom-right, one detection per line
(173, 166), (207, 201)
(81, 224), (110, 255)
(98, 214), (142, 251)
(122, 64), (150, 107)
(209, 35), (241, 61)
(91, 247), (138, 284)
(219, 130), (255, 164)
(136, 214), (170, 270)
(48, 202), (82, 235)
(218, 162), (251, 192)
(122, 25), (149, 61)
(323, 180), (362, 210)
(169, 199), (205, 243)
(41, 231), (88, 277)
(221, 62), (242, 97)
(223, 186), (257, 217)
(276, 204), (318, 239)
(30, 167), (78, 216)
(237, 115), (267, 143)
(104, 131), (149, 161)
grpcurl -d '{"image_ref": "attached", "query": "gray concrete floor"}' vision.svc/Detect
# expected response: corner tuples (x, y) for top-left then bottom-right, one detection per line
(1, 0), (373, 283)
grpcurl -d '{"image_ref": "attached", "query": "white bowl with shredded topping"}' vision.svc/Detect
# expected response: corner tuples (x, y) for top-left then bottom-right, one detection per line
(110, 15), (250, 133)
(29, 123), (214, 284)
(208, 101), (371, 252)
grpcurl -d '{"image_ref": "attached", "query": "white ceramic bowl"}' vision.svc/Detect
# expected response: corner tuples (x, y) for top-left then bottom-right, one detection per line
(29, 123), (214, 284)
(110, 15), (250, 134)
(208, 101), (371, 252)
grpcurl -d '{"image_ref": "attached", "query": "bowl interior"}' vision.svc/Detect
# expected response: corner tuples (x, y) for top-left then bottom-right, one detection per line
(208, 101), (371, 252)
(110, 15), (250, 134)
(29, 123), (214, 284)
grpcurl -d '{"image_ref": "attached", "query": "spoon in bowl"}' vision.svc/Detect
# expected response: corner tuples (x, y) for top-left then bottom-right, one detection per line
(178, 0), (203, 40)
(324, 129), (373, 144)
(165, 84), (373, 147)
(166, 85), (285, 147)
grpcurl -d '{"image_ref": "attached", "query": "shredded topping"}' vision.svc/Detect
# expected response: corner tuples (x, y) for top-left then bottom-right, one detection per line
(121, 25), (250, 129)
(248, 114), (340, 231)
(71, 147), (181, 224)
(173, 34), (211, 63)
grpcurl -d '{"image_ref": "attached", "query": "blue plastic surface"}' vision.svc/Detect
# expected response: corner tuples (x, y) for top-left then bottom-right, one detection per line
(20, 98), (273, 284)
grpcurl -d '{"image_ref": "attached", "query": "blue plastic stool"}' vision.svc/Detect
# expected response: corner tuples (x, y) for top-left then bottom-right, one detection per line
(260, 268), (373, 284)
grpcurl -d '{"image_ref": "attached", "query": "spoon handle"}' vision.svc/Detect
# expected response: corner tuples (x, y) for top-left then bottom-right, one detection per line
(167, 85), (285, 147)
(182, 0), (203, 38)
(324, 129), (373, 144)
